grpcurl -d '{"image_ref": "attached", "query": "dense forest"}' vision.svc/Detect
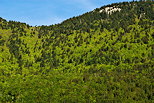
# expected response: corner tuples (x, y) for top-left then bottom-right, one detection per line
(0, 0), (154, 102)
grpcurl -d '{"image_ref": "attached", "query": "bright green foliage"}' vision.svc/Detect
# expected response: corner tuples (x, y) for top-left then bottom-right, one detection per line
(0, 1), (154, 103)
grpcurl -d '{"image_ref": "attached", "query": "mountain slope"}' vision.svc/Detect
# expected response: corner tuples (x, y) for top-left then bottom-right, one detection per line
(0, 1), (154, 102)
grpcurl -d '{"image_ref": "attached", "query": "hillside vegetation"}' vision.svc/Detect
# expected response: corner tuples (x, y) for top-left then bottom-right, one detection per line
(0, 1), (154, 102)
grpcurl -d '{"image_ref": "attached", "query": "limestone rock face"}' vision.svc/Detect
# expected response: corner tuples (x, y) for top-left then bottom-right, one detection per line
(99, 7), (121, 15)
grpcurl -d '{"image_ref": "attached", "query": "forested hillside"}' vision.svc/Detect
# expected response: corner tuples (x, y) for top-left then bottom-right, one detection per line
(0, 1), (154, 102)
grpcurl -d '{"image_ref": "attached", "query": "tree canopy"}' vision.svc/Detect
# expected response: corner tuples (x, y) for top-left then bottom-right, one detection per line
(0, 1), (154, 102)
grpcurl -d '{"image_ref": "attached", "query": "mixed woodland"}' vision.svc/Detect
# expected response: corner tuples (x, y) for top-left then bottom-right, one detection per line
(0, 0), (154, 102)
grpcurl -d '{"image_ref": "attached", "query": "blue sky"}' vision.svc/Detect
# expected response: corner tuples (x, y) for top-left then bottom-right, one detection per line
(0, 0), (132, 26)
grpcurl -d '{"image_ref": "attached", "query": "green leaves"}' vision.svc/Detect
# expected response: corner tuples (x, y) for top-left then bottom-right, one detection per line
(0, 1), (154, 102)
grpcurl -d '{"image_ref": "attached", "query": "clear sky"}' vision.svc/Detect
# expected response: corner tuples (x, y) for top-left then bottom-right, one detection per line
(0, 0), (133, 26)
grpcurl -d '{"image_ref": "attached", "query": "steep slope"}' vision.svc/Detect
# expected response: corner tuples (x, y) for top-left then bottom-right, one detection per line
(0, 1), (154, 102)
